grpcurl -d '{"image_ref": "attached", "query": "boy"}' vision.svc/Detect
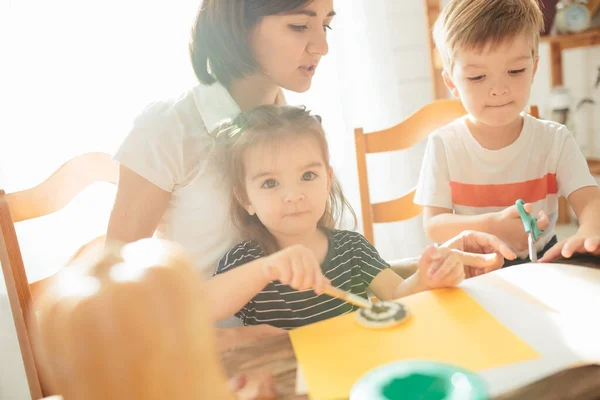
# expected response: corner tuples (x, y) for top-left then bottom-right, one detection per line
(415, 0), (600, 265)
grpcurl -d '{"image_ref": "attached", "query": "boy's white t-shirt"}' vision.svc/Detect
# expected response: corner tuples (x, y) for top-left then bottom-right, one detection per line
(414, 114), (597, 258)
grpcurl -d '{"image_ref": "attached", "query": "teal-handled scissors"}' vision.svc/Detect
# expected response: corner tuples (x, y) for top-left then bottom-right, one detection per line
(516, 199), (543, 262)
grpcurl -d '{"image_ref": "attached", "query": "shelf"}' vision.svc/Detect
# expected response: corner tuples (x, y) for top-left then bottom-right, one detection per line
(541, 28), (600, 50)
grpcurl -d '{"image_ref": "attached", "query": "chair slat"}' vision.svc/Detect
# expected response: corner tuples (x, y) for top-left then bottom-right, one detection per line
(355, 100), (539, 246)
(0, 152), (117, 398)
(372, 190), (423, 223)
(364, 100), (466, 154)
(7, 152), (117, 223)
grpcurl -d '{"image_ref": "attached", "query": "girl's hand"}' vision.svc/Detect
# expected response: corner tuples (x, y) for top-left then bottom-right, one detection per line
(443, 230), (517, 278)
(417, 245), (465, 289)
(262, 245), (330, 294)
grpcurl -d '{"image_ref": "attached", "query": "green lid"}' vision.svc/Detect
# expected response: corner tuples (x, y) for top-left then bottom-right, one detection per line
(350, 361), (488, 400)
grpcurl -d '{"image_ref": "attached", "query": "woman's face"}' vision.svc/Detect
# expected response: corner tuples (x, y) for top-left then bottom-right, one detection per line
(249, 0), (335, 93)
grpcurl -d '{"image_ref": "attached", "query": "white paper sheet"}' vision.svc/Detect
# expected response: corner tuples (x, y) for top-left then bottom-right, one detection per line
(295, 263), (600, 397)
(296, 365), (308, 395)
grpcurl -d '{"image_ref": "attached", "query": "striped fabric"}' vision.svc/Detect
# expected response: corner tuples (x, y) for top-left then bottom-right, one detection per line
(215, 230), (389, 330)
(450, 173), (558, 207)
(415, 113), (597, 259)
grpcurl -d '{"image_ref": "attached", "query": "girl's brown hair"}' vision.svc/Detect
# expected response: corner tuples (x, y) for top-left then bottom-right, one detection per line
(190, 0), (314, 86)
(213, 105), (356, 255)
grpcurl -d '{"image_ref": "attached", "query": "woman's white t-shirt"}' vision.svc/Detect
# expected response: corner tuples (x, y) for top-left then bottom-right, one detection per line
(114, 82), (242, 281)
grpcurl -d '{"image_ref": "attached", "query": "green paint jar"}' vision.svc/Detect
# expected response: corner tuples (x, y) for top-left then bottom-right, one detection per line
(350, 361), (488, 400)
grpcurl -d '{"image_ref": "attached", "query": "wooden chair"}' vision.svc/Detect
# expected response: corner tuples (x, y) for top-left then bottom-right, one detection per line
(0, 152), (118, 399)
(424, 0), (447, 100)
(355, 100), (539, 245)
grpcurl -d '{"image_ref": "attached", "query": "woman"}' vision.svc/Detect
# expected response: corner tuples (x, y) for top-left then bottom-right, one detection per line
(107, 0), (335, 333)
(107, 0), (513, 344)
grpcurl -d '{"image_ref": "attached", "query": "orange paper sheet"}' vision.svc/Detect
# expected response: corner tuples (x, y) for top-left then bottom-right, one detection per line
(289, 288), (539, 400)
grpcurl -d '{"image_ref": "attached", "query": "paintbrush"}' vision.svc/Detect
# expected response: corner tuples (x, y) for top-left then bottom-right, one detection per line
(323, 285), (388, 312)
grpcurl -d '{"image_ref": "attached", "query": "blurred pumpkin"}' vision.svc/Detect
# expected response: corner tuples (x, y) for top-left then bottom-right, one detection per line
(30, 239), (236, 400)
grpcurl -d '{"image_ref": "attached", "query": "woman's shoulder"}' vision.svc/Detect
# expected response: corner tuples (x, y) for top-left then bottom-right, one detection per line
(115, 83), (241, 188)
(131, 82), (239, 139)
(133, 87), (202, 135)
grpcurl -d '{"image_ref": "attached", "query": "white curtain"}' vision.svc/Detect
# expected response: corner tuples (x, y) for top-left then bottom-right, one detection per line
(1, 1), (431, 395)
(286, 0), (431, 260)
(2, 2), (201, 397)
(2, 0), (201, 281)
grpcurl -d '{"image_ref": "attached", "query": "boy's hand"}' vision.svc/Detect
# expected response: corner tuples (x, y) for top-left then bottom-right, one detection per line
(492, 203), (549, 251)
(541, 187), (600, 262)
(540, 235), (600, 262)
(262, 244), (330, 294)
(417, 245), (465, 289)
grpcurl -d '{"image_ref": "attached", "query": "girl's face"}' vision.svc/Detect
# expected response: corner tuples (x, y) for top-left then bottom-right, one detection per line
(249, 0), (335, 93)
(241, 134), (332, 240)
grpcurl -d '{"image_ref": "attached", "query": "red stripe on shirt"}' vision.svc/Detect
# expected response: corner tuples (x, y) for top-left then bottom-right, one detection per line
(450, 173), (558, 207)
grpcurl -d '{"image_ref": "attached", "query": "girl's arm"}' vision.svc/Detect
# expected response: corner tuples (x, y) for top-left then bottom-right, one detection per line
(387, 257), (419, 279)
(106, 165), (171, 244)
(369, 246), (464, 301)
(368, 269), (426, 301)
(206, 244), (330, 322)
(204, 258), (270, 321)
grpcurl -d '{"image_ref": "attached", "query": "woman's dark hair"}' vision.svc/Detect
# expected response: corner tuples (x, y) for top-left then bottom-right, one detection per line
(190, 0), (313, 86)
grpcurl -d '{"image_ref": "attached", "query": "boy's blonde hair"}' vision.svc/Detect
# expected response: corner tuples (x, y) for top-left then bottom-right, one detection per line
(433, 0), (544, 71)
(212, 105), (356, 255)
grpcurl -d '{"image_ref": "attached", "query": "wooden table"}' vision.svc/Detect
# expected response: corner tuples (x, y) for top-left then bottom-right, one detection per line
(220, 255), (600, 400)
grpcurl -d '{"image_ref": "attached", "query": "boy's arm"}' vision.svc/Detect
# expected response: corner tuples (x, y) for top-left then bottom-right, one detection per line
(571, 186), (600, 234)
(413, 134), (510, 245)
(423, 205), (495, 243)
(205, 258), (269, 322)
(541, 186), (600, 261)
(424, 204), (549, 253)
(540, 128), (600, 261)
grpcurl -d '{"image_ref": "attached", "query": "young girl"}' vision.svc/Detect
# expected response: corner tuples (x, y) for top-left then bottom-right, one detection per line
(206, 105), (467, 329)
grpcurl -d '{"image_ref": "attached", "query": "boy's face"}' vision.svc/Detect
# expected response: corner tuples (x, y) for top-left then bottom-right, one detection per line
(241, 134), (332, 240)
(443, 32), (539, 128)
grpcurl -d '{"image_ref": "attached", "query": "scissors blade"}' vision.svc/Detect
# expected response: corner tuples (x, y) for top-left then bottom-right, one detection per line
(528, 233), (538, 263)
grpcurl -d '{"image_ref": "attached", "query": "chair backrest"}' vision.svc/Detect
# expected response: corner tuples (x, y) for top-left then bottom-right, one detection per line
(425, 0), (446, 100)
(354, 100), (539, 245)
(0, 152), (118, 399)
